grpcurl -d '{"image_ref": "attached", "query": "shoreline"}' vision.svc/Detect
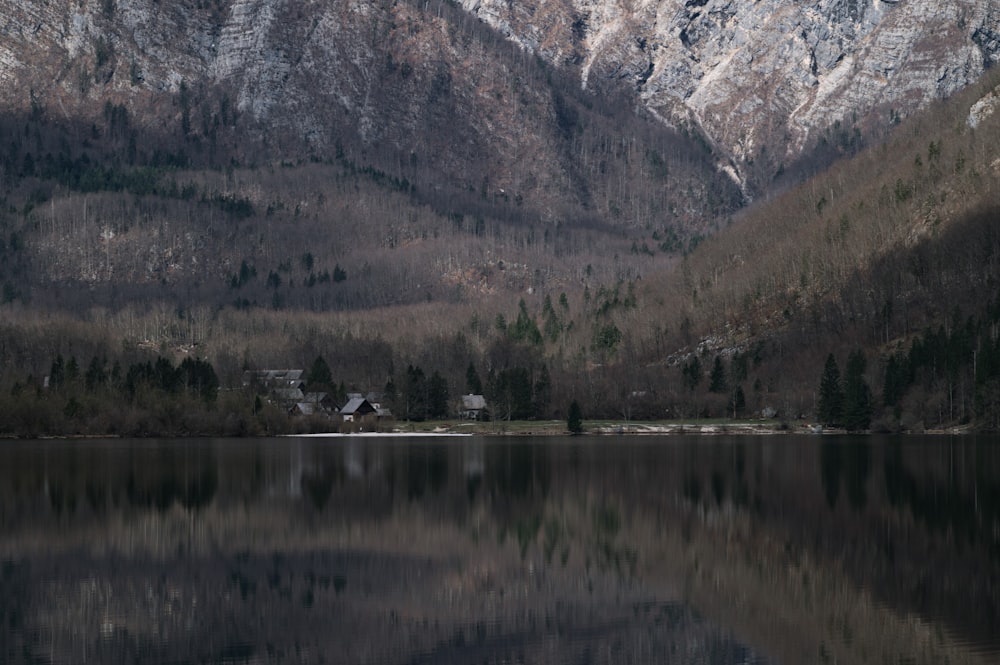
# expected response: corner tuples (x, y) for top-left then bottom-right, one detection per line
(0, 420), (978, 441)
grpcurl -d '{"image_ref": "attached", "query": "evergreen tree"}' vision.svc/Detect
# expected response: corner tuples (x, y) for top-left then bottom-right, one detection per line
(178, 357), (219, 404)
(843, 349), (873, 431)
(708, 355), (727, 393)
(508, 367), (533, 420)
(817, 353), (844, 426)
(153, 357), (179, 393)
(65, 356), (80, 383)
(404, 365), (427, 421)
(542, 294), (562, 342)
(427, 371), (449, 419)
(49, 354), (65, 388)
(488, 367), (533, 420)
(307, 355), (333, 390)
(465, 362), (482, 394)
(567, 400), (583, 434)
(383, 377), (398, 414)
(882, 353), (908, 407)
(85, 356), (107, 391)
(681, 356), (701, 392)
(730, 351), (749, 385)
(510, 299), (542, 345)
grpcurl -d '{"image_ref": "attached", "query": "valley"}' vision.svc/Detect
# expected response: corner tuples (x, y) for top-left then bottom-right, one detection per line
(2, 0), (1000, 435)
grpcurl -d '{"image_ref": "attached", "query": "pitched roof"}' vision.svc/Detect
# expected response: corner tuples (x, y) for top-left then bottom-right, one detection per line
(462, 394), (487, 410)
(243, 369), (306, 389)
(291, 402), (315, 415)
(273, 387), (305, 401)
(341, 397), (375, 415)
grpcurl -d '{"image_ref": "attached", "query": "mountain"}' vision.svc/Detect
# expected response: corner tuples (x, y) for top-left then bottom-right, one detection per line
(2, 0), (1000, 434)
(460, 0), (1000, 193)
(0, 0), (739, 223)
(0, 0), (747, 308)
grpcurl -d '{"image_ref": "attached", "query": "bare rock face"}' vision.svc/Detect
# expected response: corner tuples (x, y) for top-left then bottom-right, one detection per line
(0, 0), (580, 206)
(2, 0), (997, 201)
(460, 0), (1000, 188)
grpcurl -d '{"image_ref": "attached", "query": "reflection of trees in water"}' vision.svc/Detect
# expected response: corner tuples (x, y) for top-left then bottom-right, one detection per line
(405, 444), (449, 499)
(844, 440), (871, 512)
(483, 443), (551, 543)
(486, 443), (550, 499)
(820, 439), (870, 512)
(125, 446), (219, 512)
(820, 440), (842, 509)
(682, 441), (753, 510)
(300, 446), (344, 511)
(4, 437), (1000, 663)
(39, 443), (220, 515)
(884, 440), (1000, 554)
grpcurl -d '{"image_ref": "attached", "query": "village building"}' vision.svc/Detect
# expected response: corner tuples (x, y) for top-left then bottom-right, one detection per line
(460, 394), (488, 420)
(243, 369), (306, 392)
(302, 392), (336, 413)
(289, 401), (317, 416)
(341, 396), (377, 423)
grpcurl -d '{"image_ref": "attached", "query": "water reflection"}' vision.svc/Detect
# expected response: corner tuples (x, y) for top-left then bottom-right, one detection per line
(0, 435), (998, 664)
(819, 438), (873, 511)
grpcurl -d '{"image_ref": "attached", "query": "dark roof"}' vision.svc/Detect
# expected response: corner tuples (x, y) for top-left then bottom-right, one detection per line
(244, 369), (306, 389)
(290, 402), (316, 416)
(341, 397), (375, 415)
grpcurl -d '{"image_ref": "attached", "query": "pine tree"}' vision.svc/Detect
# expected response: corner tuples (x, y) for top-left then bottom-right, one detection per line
(404, 365), (427, 421)
(49, 354), (65, 388)
(567, 400), (583, 434)
(307, 355), (333, 390)
(708, 355), (727, 393)
(882, 352), (911, 408)
(817, 353), (844, 426)
(427, 371), (449, 419)
(465, 362), (482, 394)
(843, 349), (873, 431)
(681, 356), (701, 392)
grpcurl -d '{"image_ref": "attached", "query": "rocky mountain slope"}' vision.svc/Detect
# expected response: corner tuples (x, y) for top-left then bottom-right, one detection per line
(0, 0), (737, 227)
(461, 0), (1000, 193)
(5, 0), (997, 211)
(0, 0), (752, 305)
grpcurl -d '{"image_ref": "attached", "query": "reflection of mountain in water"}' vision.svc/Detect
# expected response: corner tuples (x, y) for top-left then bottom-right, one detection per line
(0, 436), (998, 664)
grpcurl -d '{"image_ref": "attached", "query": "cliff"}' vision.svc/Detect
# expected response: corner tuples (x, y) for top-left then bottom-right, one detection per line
(461, 0), (1000, 191)
(5, 0), (997, 204)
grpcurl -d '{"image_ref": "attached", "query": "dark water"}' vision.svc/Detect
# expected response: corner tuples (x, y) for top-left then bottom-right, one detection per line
(0, 434), (998, 665)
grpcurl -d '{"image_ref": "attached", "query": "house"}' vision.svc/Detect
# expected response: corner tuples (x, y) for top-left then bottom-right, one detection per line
(364, 391), (385, 409)
(460, 394), (488, 420)
(343, 391), (393, 420)
(273, 387), (305, 403)
(243, 369), (306, 392)
(302, 392), (336, 413)
(341, 396), (377, 423)
(289, 402), (316, 416)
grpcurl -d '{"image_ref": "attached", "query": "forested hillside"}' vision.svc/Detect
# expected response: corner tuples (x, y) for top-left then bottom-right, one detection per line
(2, 1), (1000, 435)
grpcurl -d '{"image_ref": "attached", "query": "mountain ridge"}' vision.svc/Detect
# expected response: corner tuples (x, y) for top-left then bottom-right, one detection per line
(461, 0), (1000, 192)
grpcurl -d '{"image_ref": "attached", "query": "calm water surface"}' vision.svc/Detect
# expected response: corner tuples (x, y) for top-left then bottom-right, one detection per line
(0, 434), (997, 664)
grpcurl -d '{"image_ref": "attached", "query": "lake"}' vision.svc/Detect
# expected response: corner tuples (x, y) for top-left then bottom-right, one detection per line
(0, 434), (997, 664)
